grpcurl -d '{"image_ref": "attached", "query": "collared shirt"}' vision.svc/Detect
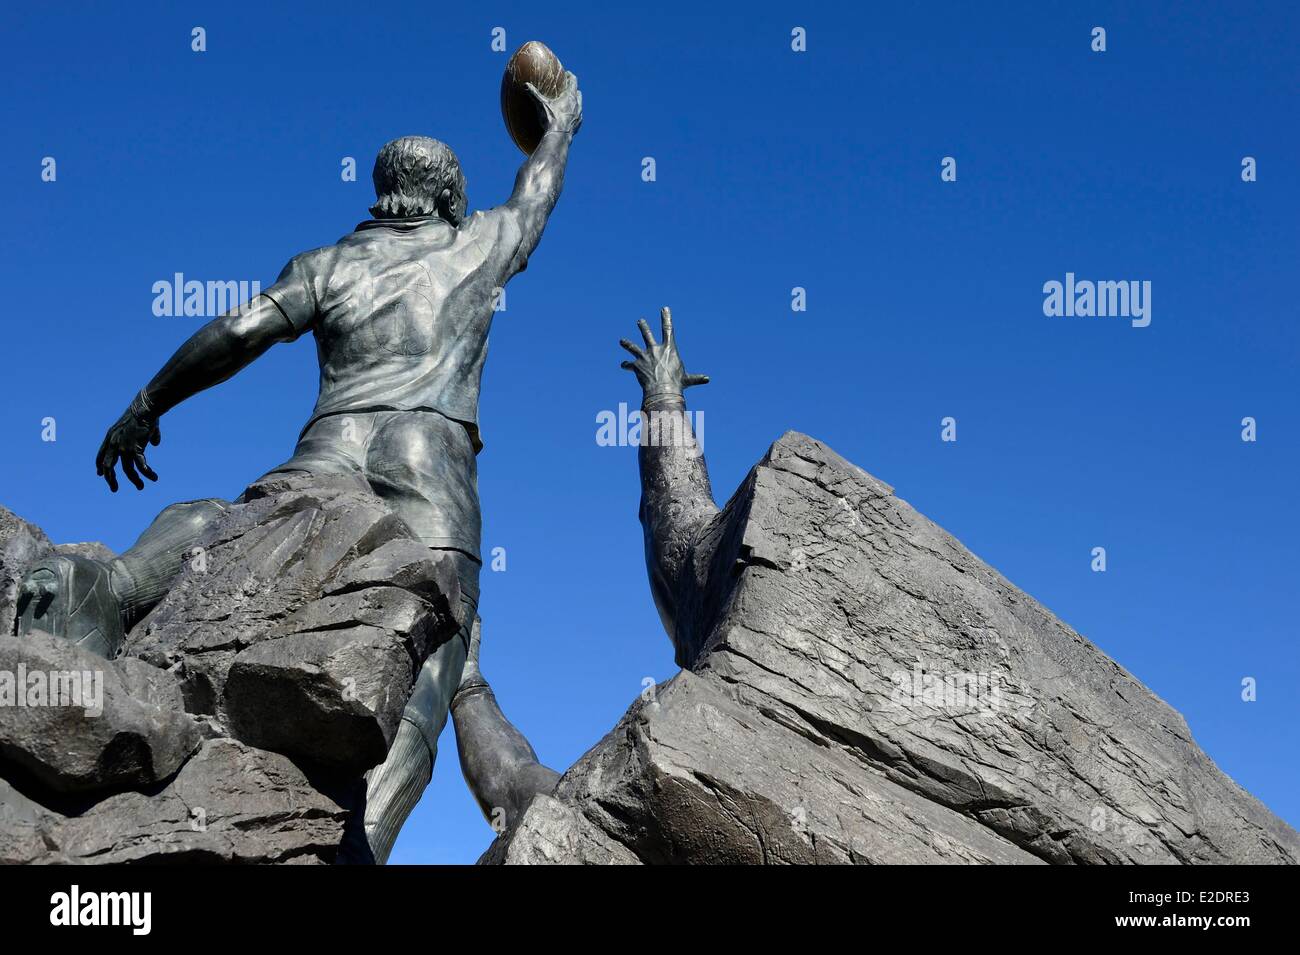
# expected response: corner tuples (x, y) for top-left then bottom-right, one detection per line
(264, 210), (527, 452)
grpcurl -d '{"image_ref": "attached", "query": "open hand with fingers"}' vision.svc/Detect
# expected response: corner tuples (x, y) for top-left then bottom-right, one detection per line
(619, 307), (709, 406)
(96, 399), (160, 492)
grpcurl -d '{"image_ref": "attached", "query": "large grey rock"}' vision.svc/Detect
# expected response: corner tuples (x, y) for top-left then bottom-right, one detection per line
(127, 474), (402, 710)
(504, 672), (1040, 864)
(484, 432), (1299, 865)
(0, 632), (200, 794)
(328, 537), (463, 614)
(225, 612), (417, 771)
(0, 472), (459, 863)
(0, 507), (53, 638)
(127, 472), (462, 773)
(0, 738), (349, 864)
(479, 794), (641, 865)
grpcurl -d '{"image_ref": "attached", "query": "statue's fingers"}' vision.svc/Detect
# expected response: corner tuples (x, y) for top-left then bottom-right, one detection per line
(150, 424), (161, 446)
(660, 306), (673, 344)
(619, 339), (646, 361)
(120, 455), (144, 491)
(100, 453), (120, 493)
(637, 318), (656, 348)
(620, 360), (636, 371)
(134, 450), (158, 483)
(684, 373), (710, 388)
(96, 443), (114, 482)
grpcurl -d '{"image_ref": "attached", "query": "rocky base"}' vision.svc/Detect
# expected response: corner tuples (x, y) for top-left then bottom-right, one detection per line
(1, 739), (351, 864)
(2, 435), (1295, 866)
(0, 473), (462, 864)
(481, 433), (1299, 865)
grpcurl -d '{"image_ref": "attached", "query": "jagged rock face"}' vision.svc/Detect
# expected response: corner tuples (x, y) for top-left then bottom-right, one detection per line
(0, 474), (462, 863)
(478, 794), (641, 865)
(0, 633), (200, 794)
(527, 671), (1041, 864)
(0, 739), (350, 864)
(0, 507), (53, 639)
(127, 473), (463, 775)
(3, 433), (1295, 866)
(485, 432), (1299, 865)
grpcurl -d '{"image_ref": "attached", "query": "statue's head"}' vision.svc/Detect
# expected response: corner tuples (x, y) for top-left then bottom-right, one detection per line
(370, 136), (468, 225)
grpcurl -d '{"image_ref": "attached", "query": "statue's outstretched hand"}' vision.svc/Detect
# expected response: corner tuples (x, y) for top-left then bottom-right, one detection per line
(525, 71), (583, 137)
(96, 404), (160, 492)
(620, 307), (709, 404)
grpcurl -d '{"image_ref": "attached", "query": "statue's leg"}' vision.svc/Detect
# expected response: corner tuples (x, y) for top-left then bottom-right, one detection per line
(111, 499), (230, 628)
(450, 616), (561, 830)
(15, 499), (229, 656)
(354, 410), (484, 863)
(361, 549), (479, 863)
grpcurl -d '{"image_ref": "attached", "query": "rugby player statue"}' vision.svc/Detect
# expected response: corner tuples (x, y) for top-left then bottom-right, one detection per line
(13, 45), (582, 864)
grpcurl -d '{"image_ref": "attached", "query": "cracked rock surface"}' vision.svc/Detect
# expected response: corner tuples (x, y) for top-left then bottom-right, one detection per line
(1, 738), (350, 864)
(483, 433), (1299, 865)
(0, 474), (461, 864)
(0, 632), (201, 795)
(0, 507), (52, 639)
(128, 473), (462, 767)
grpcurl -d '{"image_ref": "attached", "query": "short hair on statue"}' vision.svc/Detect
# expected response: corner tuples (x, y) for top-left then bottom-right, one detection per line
(370, 136), (468, 224)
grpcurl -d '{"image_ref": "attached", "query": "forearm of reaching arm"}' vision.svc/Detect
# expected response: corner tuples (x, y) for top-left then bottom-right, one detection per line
(638, 395), (719, 637)
(139, 296), (296, 416)
(503, 129), (572, 255)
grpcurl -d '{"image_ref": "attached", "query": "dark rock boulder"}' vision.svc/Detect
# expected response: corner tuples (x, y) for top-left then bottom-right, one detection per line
(509, 671), (1042, 864)
(126, 472), (462, 774)
(0, 507), (52, 638)
(483, 432), (1299, 865)
(478, 794), (641, 865)
(0, 632), (201, 795)
(224, 614), (418, 771)
(0, 739), (350, 864)
(0, 474), (462, 863)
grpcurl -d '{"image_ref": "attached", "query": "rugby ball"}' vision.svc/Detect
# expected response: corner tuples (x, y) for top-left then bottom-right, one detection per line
(500, 41), (566, 155)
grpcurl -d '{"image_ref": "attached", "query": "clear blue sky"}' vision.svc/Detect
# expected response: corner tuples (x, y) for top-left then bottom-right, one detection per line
(2, 2), (1296, 863)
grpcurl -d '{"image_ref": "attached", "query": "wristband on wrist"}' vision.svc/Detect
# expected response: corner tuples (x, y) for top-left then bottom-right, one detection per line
(642, 391), (686, 410)
(129, 389), (155, 420)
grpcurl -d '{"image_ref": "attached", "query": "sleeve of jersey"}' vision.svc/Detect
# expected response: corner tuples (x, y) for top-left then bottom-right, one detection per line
(465, 209), (529, 279)
(262, 254), (319, 339)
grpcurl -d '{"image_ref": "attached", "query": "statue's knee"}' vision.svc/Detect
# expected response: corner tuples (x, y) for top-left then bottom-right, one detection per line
(170, 497), (229, 519)
(155, 498), (229, 536)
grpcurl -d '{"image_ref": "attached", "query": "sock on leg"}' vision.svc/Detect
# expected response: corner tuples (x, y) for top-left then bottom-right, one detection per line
(363, 718), (434, 865)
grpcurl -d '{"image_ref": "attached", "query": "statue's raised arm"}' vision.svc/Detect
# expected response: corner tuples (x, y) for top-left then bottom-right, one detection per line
(488, 71), (582, 276)
(619, 308), (716, 658)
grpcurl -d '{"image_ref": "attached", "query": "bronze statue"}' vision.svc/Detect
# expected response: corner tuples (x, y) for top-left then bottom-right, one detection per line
(15, 73), (583, 864)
